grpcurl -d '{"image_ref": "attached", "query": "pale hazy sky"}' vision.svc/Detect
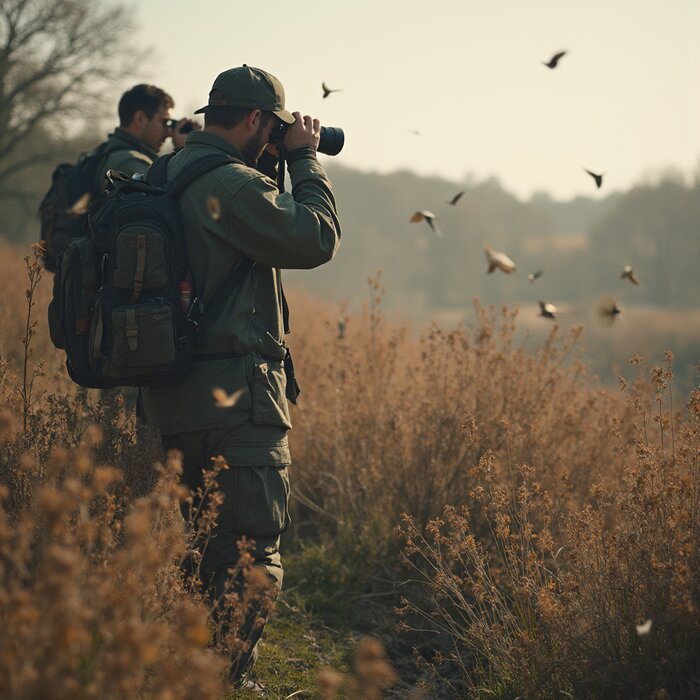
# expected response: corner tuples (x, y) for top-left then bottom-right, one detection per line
(128, 0), (699, 200)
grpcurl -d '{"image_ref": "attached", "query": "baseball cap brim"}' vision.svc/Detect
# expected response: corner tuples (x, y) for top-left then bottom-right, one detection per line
(273, 108), (295, 125)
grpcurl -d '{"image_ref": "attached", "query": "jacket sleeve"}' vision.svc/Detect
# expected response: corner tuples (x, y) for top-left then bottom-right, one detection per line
(219, 155), (341, 269)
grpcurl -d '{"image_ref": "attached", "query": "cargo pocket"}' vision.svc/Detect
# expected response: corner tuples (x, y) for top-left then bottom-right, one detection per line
(99, 302), (176, 380)
(252, 357), (292, 429)
(111, 226), (167, 298)
(227, 464), (291, 538)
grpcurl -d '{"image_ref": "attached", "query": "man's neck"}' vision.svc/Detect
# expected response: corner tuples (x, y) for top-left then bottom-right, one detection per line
(204, 125), (246, 152)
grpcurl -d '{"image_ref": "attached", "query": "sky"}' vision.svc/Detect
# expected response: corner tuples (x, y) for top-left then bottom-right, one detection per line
(127, 0), (700, 201)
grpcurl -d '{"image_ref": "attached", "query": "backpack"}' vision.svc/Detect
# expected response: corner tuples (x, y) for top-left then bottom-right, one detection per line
(48, 152), (254, 389)
(38, 142), (124, 271)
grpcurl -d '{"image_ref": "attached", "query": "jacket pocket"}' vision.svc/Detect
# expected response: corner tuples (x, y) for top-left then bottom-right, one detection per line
(252, 356), (292, 429)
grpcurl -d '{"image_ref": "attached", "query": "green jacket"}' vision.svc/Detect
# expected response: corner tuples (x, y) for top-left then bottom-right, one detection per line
(94, 128), (159, 193)
(142, 131), (341, 467)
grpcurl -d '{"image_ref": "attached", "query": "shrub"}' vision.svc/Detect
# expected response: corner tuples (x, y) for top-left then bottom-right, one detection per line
(397, 357), (700, 698)
(0, 441), (227, 699)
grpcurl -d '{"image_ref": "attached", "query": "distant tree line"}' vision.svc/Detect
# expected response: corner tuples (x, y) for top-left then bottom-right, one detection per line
(290, 164), (700, 311)
(0, 0), (143, 238)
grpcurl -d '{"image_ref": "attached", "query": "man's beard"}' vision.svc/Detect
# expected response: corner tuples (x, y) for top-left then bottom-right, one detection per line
(241, 121), (267, 166)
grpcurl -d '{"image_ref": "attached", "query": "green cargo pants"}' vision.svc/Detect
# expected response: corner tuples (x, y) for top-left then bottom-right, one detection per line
(162, 429), (290, 680)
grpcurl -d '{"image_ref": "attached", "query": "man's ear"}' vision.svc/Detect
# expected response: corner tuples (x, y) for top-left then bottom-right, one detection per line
(246, 109), (262, 132)
(129, 110), (148, 132)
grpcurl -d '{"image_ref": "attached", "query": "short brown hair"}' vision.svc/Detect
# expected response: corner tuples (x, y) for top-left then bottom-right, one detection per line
(119, 84), (174, 126)
(204, 106), (273, 130)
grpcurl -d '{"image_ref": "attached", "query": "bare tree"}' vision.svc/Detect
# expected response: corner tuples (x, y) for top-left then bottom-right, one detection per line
(0, 0), (145, 190)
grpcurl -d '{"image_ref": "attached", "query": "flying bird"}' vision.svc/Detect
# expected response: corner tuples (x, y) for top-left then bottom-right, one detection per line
(584, 168), (604, 189)
(322, 82), (342, 99)
(538, 301), (558, 320)
(620, 265), (640, 286)
(206, 195), (221, 220)
(596, 295), (622, 326)
(410, 210), (442, 236)
(212, 386), (247, 408)
(484, 245), (516, 274)
(636, 619), (653, 636)
(543, 51), (567, 69)
(408, 129), (421, 136)
(445, 190), (465, 206)
(66, 192), (91, 216)
(528, 270), (544, 283)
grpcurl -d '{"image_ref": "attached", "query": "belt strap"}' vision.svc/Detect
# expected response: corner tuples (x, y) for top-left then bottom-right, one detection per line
(194, 351), (245, 362)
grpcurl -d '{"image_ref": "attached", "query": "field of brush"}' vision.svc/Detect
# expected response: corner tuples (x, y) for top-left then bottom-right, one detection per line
(0, 239), (698, 699)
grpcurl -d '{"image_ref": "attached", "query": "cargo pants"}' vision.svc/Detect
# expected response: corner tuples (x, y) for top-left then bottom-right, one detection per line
(162, 429), (290, 680)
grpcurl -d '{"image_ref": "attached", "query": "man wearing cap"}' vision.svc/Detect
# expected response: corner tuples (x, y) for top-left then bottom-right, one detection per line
(142, 65), (341, 688)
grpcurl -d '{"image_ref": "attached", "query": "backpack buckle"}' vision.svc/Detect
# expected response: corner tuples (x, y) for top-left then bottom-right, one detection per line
(187, 297), (205, 326)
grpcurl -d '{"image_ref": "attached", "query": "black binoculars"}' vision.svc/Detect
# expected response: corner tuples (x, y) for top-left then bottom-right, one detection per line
(165, 119), (195, 134)
(270, 124), (344, 156)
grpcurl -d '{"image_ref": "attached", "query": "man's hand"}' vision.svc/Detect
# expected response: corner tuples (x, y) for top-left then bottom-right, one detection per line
(171, 118), (201, 150)
(283, 112), (320, 152)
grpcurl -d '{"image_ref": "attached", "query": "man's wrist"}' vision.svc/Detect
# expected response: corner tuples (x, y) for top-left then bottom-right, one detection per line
(285, 146), (317, 164)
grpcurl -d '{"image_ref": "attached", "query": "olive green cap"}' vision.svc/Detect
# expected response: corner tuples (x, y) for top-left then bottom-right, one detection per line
(194, 64), (295, 124)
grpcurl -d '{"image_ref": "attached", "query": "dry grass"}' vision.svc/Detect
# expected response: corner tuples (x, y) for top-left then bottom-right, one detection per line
(0, 241), (697, 697)
(288, 274), (632, 562)
(396, 358), (700, 697)
(0, 437), (228, 699)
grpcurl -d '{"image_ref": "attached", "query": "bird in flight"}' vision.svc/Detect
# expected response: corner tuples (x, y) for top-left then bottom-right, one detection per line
(584, 168), (604, 189)
(445, 190), (465, 206)
(408, 129), (421, 136)
(528, 270), (544, 283)
(212, 386), (247, 408)
(538, 301), (557, 320)
(620, 265), (640, 286)
(596, 295), (622, 326)
(484, 245), (516, 274)
(206, 195), (221, 220)
(543, 51), (567, 69)
(66, 191), (91, 216)
(322, 82), (342, 99)
(410, 210), (441, 236)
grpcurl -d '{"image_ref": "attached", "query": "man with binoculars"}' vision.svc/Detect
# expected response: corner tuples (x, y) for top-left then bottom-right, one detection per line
(97, 83), (199, 189)
(141, 65), (342, 690)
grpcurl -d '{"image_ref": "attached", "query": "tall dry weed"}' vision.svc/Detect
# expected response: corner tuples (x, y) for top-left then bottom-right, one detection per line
(397, 356), (699, 698)
(288, 277), (631, 575)
(0, 437), (227, 699)
(0, 243), (162, 513)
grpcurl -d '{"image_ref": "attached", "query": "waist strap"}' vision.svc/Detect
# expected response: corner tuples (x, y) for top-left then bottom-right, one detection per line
(194, 351), (282, 363)
(194, 351), (245, 362)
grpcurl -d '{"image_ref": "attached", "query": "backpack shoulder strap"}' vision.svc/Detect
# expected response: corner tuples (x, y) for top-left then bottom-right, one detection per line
(166, 153), (244, 198)
(147, 152), (177, 186)
(195, 257), (256, 334)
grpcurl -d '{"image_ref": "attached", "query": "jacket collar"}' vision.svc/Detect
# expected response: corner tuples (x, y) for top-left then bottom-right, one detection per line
(107, 127), (160, 160)
(184, 131), (246, 161)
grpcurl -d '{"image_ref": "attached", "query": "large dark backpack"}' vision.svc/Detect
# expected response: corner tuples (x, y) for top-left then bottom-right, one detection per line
(38, 142), (125, 271)
(48, 153), (254, 388)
